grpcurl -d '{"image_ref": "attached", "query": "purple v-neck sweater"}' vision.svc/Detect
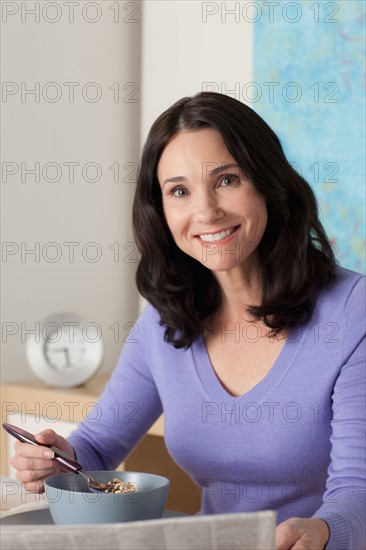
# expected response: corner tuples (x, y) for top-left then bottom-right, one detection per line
(68, 267), (365, 549)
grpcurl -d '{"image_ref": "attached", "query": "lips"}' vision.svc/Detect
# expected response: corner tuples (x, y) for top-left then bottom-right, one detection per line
(197, 226), (239, 243)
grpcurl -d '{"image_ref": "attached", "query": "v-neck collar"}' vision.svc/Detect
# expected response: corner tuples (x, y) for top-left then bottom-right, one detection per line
(191, 327), (306, 405)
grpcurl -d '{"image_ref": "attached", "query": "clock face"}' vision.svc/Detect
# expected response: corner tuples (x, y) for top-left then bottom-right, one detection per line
(26, 313), (103, 388)
(44, 326), (87, 372)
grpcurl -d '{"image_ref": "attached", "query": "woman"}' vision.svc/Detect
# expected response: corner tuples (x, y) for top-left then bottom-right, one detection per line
(11, 93), (365, 549)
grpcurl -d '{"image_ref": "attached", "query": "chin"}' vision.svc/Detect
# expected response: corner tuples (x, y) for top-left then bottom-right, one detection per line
(199, 260), (240, 273)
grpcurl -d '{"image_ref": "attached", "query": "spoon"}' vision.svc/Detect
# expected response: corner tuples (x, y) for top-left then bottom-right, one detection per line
(2, 422), (109, 493)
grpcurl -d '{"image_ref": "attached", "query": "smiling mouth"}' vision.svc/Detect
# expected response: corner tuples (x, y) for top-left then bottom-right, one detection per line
(197, 226), (239, 243)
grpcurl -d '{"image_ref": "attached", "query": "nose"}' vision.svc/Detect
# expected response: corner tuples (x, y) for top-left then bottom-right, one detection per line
(193, 189), (224, 224)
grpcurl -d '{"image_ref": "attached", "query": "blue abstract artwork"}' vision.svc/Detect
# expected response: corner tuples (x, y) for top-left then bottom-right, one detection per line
(253, 0), (365, 272)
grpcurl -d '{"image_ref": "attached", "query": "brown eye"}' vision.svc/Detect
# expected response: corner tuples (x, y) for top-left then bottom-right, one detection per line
(219, 175), (240, 187)
(172, 187), (188, 197)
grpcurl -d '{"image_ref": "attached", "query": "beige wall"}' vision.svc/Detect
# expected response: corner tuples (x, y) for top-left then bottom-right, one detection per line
(1, 1), (141, 382)
(1, 1), (253, 383)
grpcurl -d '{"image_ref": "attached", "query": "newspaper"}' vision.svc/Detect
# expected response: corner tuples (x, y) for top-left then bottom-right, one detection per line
(0, 479), (276, 549)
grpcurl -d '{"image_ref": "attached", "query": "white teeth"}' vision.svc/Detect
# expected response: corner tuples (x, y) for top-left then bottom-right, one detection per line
(199, 227), (235, 242)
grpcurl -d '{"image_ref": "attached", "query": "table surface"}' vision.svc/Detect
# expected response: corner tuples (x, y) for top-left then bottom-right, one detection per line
(0, 508), (188, 526)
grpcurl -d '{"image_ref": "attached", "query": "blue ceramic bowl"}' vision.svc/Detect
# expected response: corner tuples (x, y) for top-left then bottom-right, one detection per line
(44, 471), (170, 525)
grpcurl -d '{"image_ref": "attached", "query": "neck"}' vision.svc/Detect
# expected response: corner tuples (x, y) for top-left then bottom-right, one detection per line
(213, 261), (262, 322)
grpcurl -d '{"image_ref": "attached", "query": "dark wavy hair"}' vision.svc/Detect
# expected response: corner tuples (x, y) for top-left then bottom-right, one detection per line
(133, 92), (337, 348)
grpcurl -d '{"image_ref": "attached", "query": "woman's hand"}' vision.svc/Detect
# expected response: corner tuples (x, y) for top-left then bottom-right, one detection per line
(10, 429), (76, 493)
(276, 517), (330, 550)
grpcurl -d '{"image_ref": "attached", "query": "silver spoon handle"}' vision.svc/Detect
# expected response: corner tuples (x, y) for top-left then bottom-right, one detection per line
(2, 422), (82, 474)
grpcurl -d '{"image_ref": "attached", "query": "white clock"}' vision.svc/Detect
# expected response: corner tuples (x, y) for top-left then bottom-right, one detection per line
(26, 313), (103, 388)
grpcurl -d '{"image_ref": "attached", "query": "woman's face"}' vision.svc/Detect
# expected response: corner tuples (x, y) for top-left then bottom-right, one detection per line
(157, 128), (267, 274)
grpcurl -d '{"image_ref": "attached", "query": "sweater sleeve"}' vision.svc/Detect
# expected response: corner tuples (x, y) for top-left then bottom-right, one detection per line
(67, 304), (163, 470)
(312, 275), (366, 550)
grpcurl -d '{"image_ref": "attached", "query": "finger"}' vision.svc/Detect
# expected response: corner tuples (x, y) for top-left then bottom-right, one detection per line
(34, 429), (58, 445)
(276, 523), (298, 550)
(290, 540), (311, 550)
(15, 466), (55, 485)
(35, 430), (75, 459)
(14, 441), (54, 460)
(22, 480), (46, 493)
(10, 453), (55, 472)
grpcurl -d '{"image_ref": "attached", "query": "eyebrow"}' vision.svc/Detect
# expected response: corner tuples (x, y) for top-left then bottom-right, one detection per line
(161, 163), (241, 188)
